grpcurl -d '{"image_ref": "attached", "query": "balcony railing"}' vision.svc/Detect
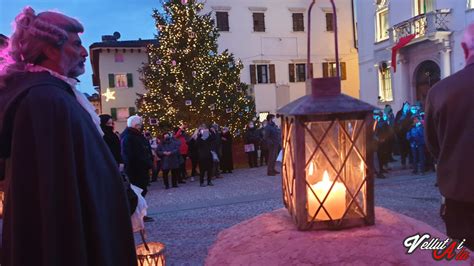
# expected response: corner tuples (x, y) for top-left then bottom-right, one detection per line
(390, 9), (451, 44)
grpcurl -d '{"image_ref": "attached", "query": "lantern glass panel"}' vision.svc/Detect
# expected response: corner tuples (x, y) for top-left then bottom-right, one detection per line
(282, 117), (296, 214)
(304, 119), (367, 222)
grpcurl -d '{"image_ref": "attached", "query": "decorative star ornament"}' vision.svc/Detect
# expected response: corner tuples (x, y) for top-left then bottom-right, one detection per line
(102, 88), (116, 102)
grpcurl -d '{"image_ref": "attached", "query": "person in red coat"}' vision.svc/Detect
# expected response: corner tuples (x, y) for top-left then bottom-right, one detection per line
(174, 123), (190, 183)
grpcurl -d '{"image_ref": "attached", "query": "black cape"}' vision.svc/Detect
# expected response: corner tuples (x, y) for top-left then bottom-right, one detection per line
(0, 72), (137, 266)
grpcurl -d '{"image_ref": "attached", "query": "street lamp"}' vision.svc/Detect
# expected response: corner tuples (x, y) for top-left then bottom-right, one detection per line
(278, 0), (376, 231)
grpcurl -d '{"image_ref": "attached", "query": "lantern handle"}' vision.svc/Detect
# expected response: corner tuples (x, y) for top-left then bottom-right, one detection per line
(139, 229), (151, 252)
(307, 0), (340, 79)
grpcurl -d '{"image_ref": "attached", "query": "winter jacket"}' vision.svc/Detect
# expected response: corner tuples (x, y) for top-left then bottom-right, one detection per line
(121, 127), (153, 180)
(102, 126), (123, 165)
(174, 128), (189, 155)
(187, 138), (199, 159)
(157, 138), (180, 170)
(257, 127), (268, 150)
(210, 130), (222, 155)
(374, 120), (391, 143)
(196, 133), (216, 162)
(395, 111), (412, 139)
(406, 124), (425, 148)
(264, 122), (281, 147)
(244, 127), (260, 145)
(425, 56), (474, 203)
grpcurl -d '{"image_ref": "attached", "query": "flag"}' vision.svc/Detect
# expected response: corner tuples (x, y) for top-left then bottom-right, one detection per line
(391, 34), (416, 72)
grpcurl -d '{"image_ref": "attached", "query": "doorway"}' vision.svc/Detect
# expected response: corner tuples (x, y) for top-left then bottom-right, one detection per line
(415, 60), (440, 106)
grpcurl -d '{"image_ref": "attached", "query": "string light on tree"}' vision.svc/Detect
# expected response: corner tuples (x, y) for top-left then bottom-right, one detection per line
(137, 0), (255, 136)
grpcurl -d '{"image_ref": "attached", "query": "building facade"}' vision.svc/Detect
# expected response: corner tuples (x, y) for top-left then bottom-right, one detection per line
(202, 0), (360, 121)
(86, 92), (101, 114)
(89, 35), (157, 132)
(356, 0), (474, 111)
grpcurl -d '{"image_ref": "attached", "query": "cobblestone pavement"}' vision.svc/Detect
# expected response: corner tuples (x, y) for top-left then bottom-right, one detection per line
(137, 160), (444, 266)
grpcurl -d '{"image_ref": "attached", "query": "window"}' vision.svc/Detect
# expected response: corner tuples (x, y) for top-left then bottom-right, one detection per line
(289, 63), (308, 82)
(325, 13), (334, 31)
(108, 73), (134, 88)
(216, 12), (229, 31)
(250, 64), (276, 84)
(114, 53), (124, 63)
(258, 112), (269, 122)
(111, 107), (136, 121)
(253, 13), (265, 32)
(292, 13), (304, 32)
(469, 0), (474, 9)
(257, 65), (268, 83)
(322, 62), (347, 80)
(413, 0), (434, 16)
(376, 8), (389, 42)
(378, 62), (393, 102)
(295, 64), (306, 81)
(117, 108), (130, 121)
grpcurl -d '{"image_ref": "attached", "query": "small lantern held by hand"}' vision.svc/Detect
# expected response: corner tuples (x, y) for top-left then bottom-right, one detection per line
(136, 231), (166, 266)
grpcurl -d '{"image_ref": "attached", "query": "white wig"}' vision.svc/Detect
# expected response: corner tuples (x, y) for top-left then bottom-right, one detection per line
(127, 115), (142, 128)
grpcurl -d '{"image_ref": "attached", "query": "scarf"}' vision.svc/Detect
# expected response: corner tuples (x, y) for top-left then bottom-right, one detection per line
(26, 65), (104, 136)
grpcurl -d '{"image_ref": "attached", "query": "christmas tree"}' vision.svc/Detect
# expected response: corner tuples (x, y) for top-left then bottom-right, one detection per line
(138, 0), (256, 136)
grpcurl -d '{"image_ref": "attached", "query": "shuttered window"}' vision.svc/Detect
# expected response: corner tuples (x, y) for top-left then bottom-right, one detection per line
(292, 13), (304, 32)
(126, 73), (133, 87)
(216, 12), (229, 31)
(326, 13), (334, 32)
(250, 64), (276, 84)
(289, 64), (295, 82)
(253, 13), (265, 32)
(257, 65), (268, 83)
(108, 74), (115, 88)
(250, 65), (256, 84)
(269, 64), (276, 83)
(128, 107), (136, 116)
(322, 62), (347, 80)
(109, 73), (133, 88)
(289, 63), (307, 82)
(111, 108), (117, 120)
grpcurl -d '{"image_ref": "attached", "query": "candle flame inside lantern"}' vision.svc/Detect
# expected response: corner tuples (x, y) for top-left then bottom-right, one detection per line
(307, 170), (346, 220)
(308, 161), (315, 175)
(322, 170), (330, 182)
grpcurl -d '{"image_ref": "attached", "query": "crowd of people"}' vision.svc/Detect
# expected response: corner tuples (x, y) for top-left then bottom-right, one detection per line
(1, 7), (472, 265)
(99, 112), (283, 208)
(372, 102), (434, 178)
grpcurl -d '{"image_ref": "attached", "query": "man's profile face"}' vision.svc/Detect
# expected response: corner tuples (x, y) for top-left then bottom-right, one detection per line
(59, 32), (88, 78)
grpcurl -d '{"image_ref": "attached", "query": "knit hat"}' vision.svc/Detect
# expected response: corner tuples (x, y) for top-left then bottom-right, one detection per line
(127, 115), (142, 128)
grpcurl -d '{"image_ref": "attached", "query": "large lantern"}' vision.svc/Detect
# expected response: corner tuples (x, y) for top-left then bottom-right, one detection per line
(277, 0), (376, 231)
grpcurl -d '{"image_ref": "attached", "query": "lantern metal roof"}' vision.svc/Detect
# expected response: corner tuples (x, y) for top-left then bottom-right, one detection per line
(277, 78), (376, 116)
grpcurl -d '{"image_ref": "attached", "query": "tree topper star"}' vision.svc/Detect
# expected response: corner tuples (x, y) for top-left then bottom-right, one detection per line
(102, 88), (116, 102)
